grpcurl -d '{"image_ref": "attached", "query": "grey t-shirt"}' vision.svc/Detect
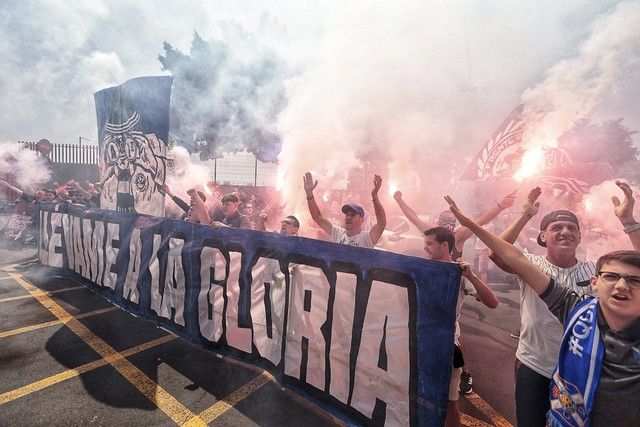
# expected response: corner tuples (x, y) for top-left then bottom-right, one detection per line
(541, 280), (640, 425)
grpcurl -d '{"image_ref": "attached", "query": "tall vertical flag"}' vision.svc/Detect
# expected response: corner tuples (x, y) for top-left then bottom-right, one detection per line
(460, 104), (526, 180)
(94, 76), (173, 216)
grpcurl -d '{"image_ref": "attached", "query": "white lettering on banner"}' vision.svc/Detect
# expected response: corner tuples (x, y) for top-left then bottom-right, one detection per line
(81, 218), (94, 281)
(71, 216), (85, 276)
(39, 210), (48, 264)
(285, 265), (330, 392)
(153, 237), (186, 326)
(93, 221), (106, 286)
(103, 222), (120, 290)
(329, 272), (358, 404)
(61, 213), (74, 269)
(123, 227), (142, 303)
(149, 233), (163, 313)
(198, 247), (226, 342)
(225, 252), (253, 353)
(351, 280), (410, 427)
(46, 212), (64, 267)
(251, 258), (286, 365)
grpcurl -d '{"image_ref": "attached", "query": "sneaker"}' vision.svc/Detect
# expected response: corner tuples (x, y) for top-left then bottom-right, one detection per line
(459, 370), (473, 394)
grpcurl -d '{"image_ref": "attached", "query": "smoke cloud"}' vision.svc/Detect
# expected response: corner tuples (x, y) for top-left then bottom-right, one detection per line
(521, 1), (640, 149)
(0, 143), (52, 191)
(1, 1), (638, 234)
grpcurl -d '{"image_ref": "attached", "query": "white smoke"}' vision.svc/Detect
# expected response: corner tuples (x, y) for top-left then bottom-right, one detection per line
(0, 142), (52, 191)
(2, 0), (639, 227)
(577, 179), (639, 260)
(165, 146), (212, 203)
(521, 1), (640, 149)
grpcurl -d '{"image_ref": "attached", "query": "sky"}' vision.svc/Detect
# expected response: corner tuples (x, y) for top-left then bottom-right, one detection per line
(1, 0), (639, 214)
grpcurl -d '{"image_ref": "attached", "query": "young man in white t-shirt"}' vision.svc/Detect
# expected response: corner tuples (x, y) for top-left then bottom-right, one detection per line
(423, 226), (499, 427)
(303, 172), (386, 249)
(489, 181), (640, 427)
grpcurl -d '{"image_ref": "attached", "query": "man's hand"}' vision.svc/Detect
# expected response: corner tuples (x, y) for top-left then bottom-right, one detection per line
(444, 195), (473, 227)
(613, 180), (636, 225)
(303, 172), (317, 196)
(455, 258), (474, 279)
(209, 221), (227, 229)
(522, 187), (541, 217)
(371, 175), (382, 198)
(393, 190), (402, 201)
(259, 212), (268, 220)
(498, 190), (517, 209)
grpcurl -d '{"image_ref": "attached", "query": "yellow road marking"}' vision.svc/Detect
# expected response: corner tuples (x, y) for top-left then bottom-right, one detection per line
(2, 267), (207, 426)
(465, 392), (512, 427)
(0, 306), (118, 339)
(0, 285), (85, 303)
(193, 371), (274, 424)
(0, 334), (176, 405)
(461, 413), (493, 426)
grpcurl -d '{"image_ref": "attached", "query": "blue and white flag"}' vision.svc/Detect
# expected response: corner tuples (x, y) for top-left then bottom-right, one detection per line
(94, 76), (172, 216)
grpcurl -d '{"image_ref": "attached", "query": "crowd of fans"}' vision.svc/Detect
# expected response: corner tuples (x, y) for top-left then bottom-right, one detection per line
(2, 170), (640, 427)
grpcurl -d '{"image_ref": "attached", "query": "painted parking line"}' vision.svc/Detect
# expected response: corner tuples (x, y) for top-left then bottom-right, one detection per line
(464, 392), (512, 427)
(194, 371), (274, 424)
(0, 285), (86, 303)
(461, 413), (493, 426)
(2, 266), (207, 427)
(0, 306), (118, 339)
(0, 334), (176, 405)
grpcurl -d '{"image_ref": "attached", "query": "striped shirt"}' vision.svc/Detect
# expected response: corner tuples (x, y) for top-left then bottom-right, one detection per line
(515, 253), (596, 378)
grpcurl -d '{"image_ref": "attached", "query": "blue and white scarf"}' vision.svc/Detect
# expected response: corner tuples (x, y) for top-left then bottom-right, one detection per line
(547, 297), (604, 427)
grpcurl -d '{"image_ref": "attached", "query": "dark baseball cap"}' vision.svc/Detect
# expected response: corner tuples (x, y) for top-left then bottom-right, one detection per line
(221, 193), (239, 203)
(537, 210), (580, 247)
(341, 204), (365, 217)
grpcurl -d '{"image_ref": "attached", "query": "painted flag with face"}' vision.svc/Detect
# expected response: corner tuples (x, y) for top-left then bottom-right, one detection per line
(94, 76), (173, 216)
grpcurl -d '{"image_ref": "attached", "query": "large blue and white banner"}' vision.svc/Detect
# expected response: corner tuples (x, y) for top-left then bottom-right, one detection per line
(38, 203), (461, 426)
(94, 76), (172, 216)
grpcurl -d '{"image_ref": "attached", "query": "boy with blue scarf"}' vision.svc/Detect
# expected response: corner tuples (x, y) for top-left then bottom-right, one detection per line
(445, 190), (640, 427)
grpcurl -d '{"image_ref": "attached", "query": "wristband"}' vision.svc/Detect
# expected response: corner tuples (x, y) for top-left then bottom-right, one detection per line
(623, 222), (640, 234)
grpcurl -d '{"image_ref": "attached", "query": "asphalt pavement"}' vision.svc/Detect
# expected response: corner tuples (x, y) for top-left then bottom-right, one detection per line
(0, 245), (519, 426)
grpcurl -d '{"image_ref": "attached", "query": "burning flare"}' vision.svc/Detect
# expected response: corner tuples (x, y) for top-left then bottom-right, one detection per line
(513, 147), (544, 182)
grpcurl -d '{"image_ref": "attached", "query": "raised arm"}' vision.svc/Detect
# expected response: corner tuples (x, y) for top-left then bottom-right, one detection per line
(256, 212), (268, 232)
(446, 196), (550, 295)
(489, 187), (541, 272)
(456, 258), (499, 308)
(613, 180), (640, 252)
(454, 190), (516, 244)
(0, 179), (24, 197)
(72, 181), (92, 198)
(369, 175), (387, 245)
(303, 172), (332, 235)
(393, 190), (429, 233)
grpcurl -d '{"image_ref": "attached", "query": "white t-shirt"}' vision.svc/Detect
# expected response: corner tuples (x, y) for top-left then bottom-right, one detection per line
(455, 277), (477, 345)
(516, 253), (595, 378)
(330, 224), (374, 248)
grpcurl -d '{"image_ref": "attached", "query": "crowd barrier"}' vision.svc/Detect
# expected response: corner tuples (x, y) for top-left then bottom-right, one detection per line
(38, 203), (461, 426)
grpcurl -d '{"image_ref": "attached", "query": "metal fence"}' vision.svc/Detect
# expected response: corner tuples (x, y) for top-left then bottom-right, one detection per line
(18, 141), (280, 187)
(19, 141), (99, 165)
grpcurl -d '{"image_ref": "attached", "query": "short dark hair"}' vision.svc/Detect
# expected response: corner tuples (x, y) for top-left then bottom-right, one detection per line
(424, 226), (455, 254)
(596, 250), (640, 272)
(221, 193), (239, 203)
(285, 215), (300, 229)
